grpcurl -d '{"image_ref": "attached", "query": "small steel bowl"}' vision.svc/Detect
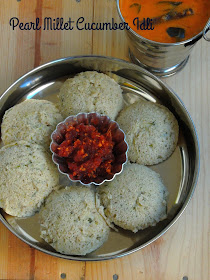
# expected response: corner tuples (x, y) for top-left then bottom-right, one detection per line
(50, 112), (128, 185)
(116, 0), (210, 77)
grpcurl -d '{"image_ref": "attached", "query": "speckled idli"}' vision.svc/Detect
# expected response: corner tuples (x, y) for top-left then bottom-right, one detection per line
(0, 141), (59, 217)
(1, 99), (63, 149)
(39, 186), (110, 256)
(98, 163), (168, 233)
(58, 71), (123, 120)
(116, 100), (179, 165)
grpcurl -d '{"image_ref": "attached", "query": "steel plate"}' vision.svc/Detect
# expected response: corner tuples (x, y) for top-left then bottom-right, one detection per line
(0, 56), (199, 261)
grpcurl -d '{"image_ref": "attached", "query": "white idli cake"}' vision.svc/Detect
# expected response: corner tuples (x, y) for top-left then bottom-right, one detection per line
(98, 163), (168, 233)
(1, 99), (63, 149)
(39, 186), (110, 255)
(58, 71), (123, 120)
(0, 141), (59, 217)
(116, 100), (179, 165)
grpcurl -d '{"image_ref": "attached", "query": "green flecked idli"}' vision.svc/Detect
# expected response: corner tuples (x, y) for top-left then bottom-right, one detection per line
(116, 100), (179, 165)
(1, 99), (63, 150)
(98, 163), (168, 233)
(39, 186), (110, 256)
(0, 141), (59, 217)
(58, 71), (123, 120)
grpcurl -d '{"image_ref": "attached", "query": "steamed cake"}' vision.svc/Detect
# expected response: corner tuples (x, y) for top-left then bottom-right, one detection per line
(1, 99), (63, 149)
(0, 141), (59, 217)
(116, 100), (179, 165)
(98, 163), (168, 233)
(58, 71), (123, 120)
(39, 186), (110, 255)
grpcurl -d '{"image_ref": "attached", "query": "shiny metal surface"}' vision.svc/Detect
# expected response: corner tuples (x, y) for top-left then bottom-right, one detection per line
(0, 56), (199, 261)
(116, 0), (206, 77)
(128, 50), (190, 78)
(203, 18), (210, 41)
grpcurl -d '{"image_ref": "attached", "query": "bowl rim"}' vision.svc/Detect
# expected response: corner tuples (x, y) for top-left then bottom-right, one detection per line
(50, 112), (128, 186)
(0, 55), (200, 261)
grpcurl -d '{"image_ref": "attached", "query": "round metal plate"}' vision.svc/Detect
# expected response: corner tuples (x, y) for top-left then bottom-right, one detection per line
(0, 56), (199, 261)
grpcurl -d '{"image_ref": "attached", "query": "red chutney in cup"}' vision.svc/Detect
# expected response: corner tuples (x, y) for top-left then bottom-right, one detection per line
(119, 0), (210, 43)
(56, 123), (114, 179)
(51, 113), (128, 185)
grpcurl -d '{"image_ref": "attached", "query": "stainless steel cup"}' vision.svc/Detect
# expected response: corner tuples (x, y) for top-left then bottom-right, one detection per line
(116, 0), (209, 77)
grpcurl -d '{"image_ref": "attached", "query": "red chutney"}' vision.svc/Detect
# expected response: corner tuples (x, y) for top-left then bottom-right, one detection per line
(56, 123), (114, 181)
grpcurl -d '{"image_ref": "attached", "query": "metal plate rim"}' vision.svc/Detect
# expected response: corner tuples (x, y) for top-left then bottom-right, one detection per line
(0, 55), (200, 261)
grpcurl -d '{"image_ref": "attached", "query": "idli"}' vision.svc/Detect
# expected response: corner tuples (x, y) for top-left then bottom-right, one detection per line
(116, 100), (179, 165)
(1, 99), (63, 149)
(39, 186), (110, 255)
(98, 163), (168, 233)
(58, 71), (123, 120)
(0, 141), (59, 217)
